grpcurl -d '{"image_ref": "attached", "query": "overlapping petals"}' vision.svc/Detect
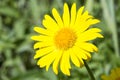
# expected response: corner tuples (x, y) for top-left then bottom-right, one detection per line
(31, 3), (103, 76)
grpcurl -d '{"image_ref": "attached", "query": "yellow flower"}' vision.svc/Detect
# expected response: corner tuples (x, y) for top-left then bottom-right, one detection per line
(31, 3), (103, 76)
(101, 68), (120, 80)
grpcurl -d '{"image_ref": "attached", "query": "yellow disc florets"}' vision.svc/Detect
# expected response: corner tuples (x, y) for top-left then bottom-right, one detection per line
(54, 28), (77, 50)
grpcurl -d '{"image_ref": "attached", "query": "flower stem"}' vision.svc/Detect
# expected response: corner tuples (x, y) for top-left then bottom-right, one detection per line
(84, 60), (96, 80)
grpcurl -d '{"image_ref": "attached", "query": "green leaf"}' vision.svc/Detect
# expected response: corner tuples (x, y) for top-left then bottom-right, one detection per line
(0, 7), (20, 18)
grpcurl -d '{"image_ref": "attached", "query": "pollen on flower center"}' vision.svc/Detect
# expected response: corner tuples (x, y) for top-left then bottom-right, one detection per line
(54, 28), (77, 50)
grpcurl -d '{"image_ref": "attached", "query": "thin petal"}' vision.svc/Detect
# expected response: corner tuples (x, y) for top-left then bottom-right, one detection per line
(78, 28), (101, 35)
(31, 35), (52, 41)
(63, 3), (70, 27)
(45, 50), (58, 71)
(77, 28), (103, 42)
(87, 19), (100, 25)
(74, 6), (84, 28)
(70, 50), (80, 67)
(52, 50), (63, 74)
(76, 6), (84, 18)
(73, 46), (88, 60)
(34, 42), (53, 49)
(84, 28), (102, 33)
(42, 15), (59, 32)
(64, 50), (71, 69)
(75, 42), (98, 52)
(76, 19), (100, 33)
(72, 46), (84, 66)
(74, 7), (99, 33)
(60, 51), (70, 76)
(70, 3), (76, 27)
(34, 27), (48, 34)
(52, 8), (63, 28)
(80, 11), (92, 22)
(78, 33), (103, 42)
(37, 50), (57, 70)
(34, 46), (54, 59)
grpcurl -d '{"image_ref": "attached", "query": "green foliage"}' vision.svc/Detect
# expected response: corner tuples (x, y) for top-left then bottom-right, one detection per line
(0, 0), (120, 80)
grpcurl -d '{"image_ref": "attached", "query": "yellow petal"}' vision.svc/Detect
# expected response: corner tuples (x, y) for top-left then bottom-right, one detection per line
(70, 3), (76, 27)
(34, 42), (53, 49)
(33, 27), (47, 35)
(77, 10), (90, 22)
(52, 50), (63, 74)
(74, 6), (84, 27)
(82, 51), (91, 59)
(79, 33), (103, 42)
(42, 15), (59, 32)
(75, 42), (98, 52)
(74, 8), (98, 33)
(63, 3), (70, 27)
(31, 35), (52, 41)
(87, 19), (100, 25)
(64, 50), (71, 69)
(70, 52), (80, 67)
(37, 50), (57, 70)
(77, 27), (102, 36)
(77, 28), (103, 42)
(72, 46), (84, 66)
(76, 6), (84, 18)
(34, 46), (54, 59)
(79, 49), (90, 60)
(76, 19), (100, 33)
(73, 46), (88, 60)
(80, 11), (92, 22)
(60, 51), (70, 76)
(45, 50), (58, 71)
(52, 8), (63, 28)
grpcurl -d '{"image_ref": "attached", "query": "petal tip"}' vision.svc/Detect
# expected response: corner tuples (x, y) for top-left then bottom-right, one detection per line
(72, 3), (76, 6)
(34, 55), (37, 59)
(99, 34), (104, 38)
(64, 3), (68, 9)
(52, 8), (56, 12)
(30, 36), (34, 40)
(33, 27), (39, 30)
(54, 70), (58, 75)
(46, 66), (49, 71)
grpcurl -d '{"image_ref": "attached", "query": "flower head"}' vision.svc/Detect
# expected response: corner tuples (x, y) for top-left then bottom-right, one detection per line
(31, 3), (103, 76)
(101, 68), (120, 80)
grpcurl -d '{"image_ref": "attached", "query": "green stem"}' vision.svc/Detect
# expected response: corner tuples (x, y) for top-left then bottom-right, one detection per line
(84, 60), (96, 80)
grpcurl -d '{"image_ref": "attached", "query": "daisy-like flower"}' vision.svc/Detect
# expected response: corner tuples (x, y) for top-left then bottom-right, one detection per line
(101, 68), (120, 80)
(31, 3), (103, 76)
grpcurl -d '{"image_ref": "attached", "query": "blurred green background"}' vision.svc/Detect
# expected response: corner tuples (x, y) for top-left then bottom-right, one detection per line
(0, 0), (120, 80)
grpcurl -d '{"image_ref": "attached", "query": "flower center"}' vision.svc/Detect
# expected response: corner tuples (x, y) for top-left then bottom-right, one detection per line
(54, 28), (77, 50)
(116, 77), (120, 80)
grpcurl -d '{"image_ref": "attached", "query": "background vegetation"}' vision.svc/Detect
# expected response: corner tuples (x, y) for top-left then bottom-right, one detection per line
(0, 0), (120, 80)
